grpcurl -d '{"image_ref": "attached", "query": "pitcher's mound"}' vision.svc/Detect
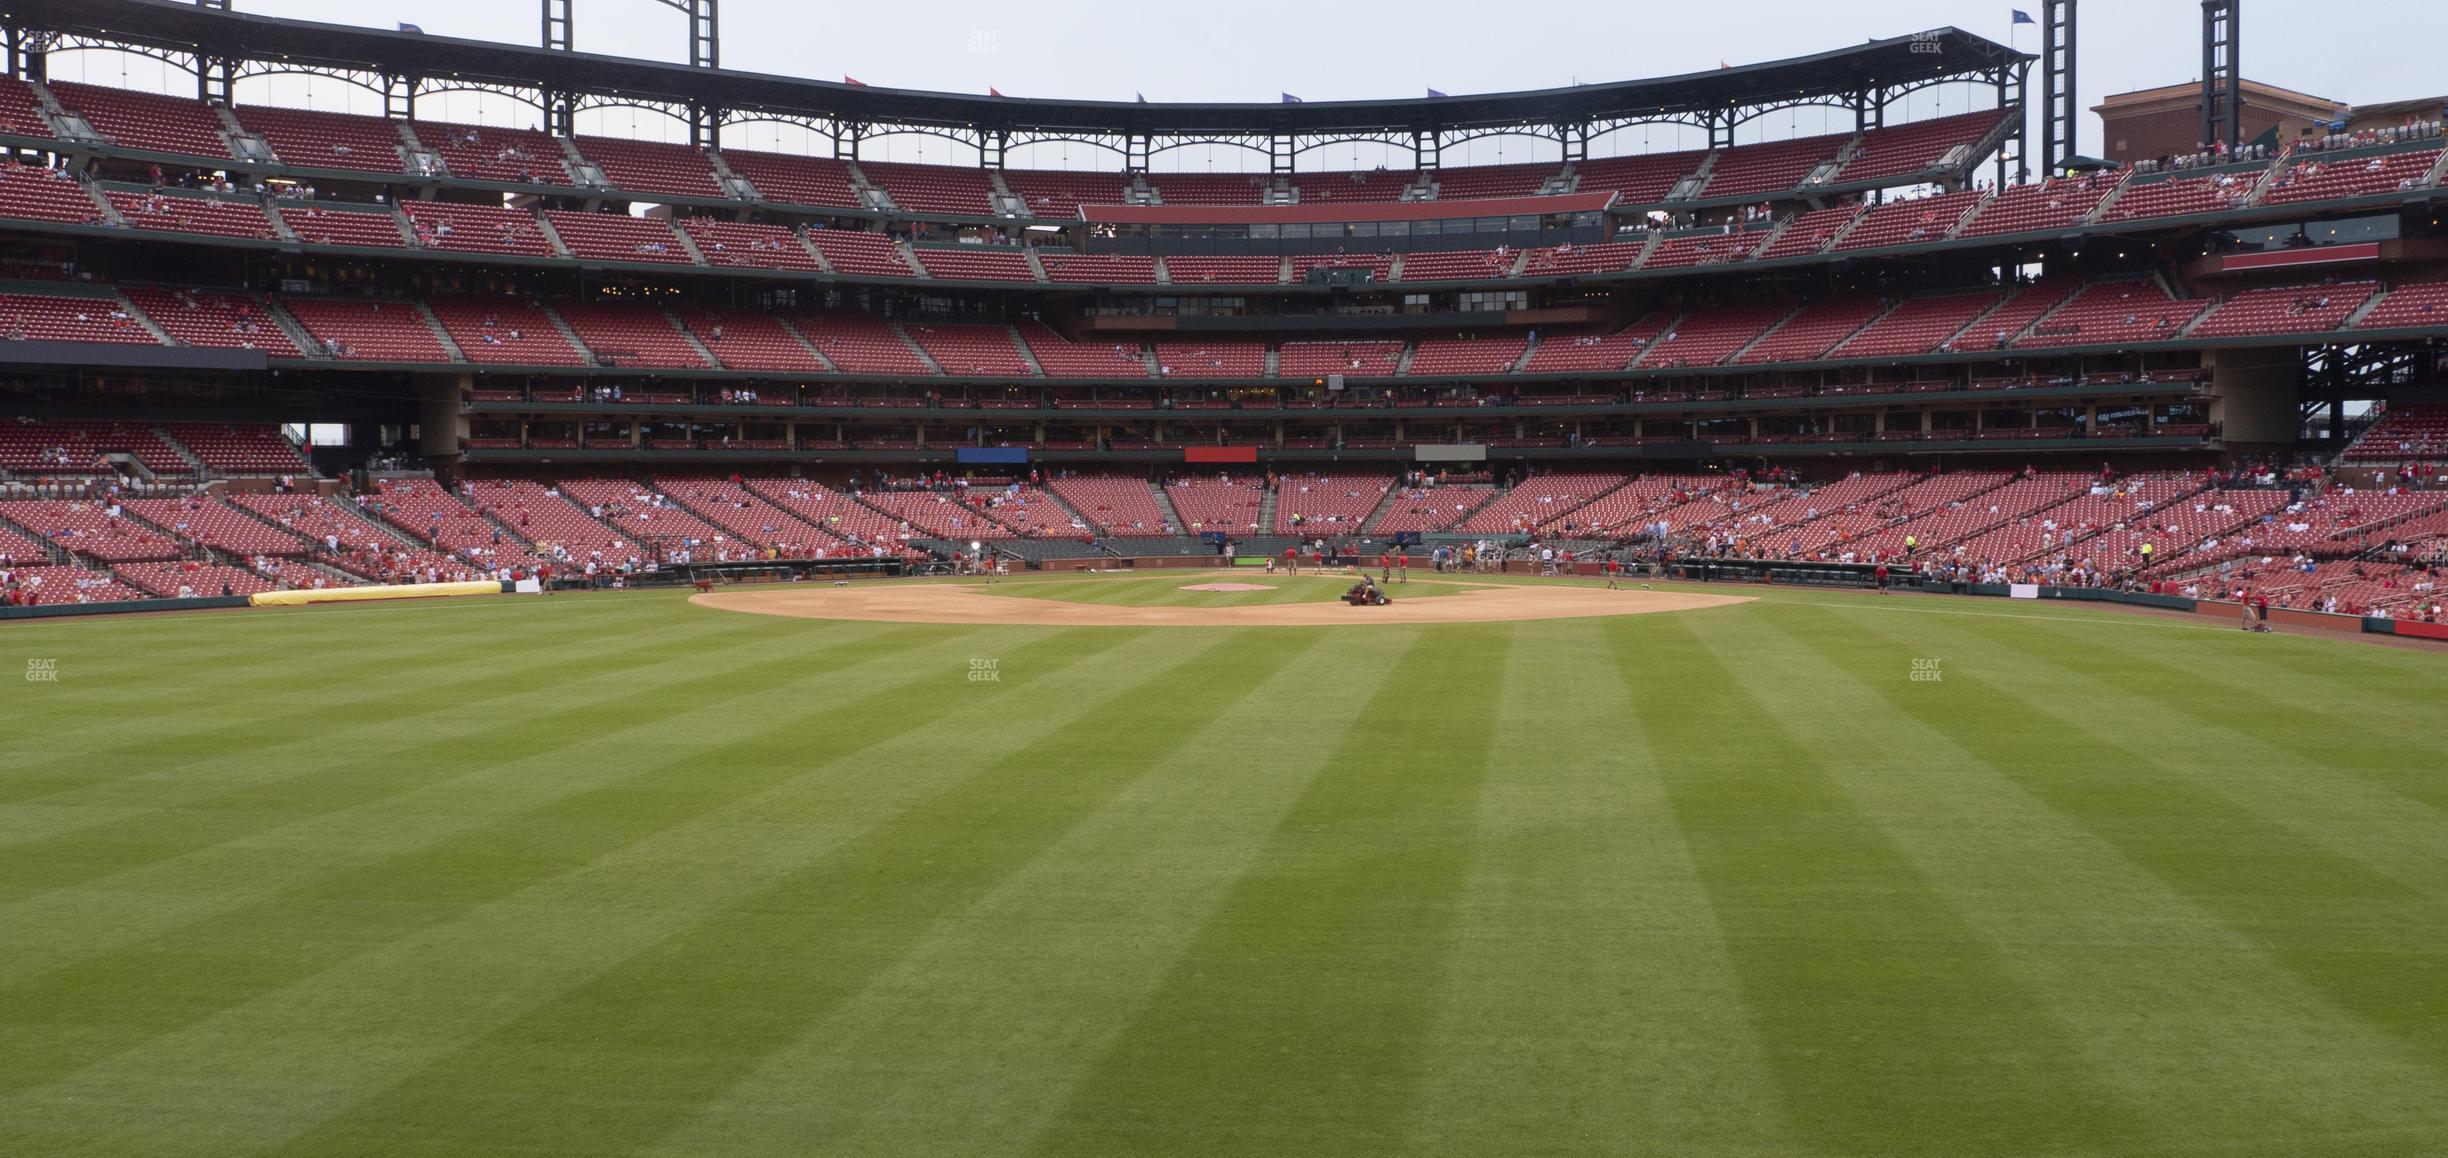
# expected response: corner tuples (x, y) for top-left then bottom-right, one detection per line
(1180, 582), (1276, 592)
(694, 577), (1749, 627)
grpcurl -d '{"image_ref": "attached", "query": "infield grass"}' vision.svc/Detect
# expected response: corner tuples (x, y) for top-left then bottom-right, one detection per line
(1, 576), (2444, 1156)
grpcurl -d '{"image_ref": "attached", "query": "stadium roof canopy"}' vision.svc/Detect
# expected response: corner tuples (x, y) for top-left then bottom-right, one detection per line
(4, 0), (2028, 139)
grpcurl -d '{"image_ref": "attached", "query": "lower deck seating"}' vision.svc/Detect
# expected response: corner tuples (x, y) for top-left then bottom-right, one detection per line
(0, 498), (180, 561)
(115, 558), (281, 597)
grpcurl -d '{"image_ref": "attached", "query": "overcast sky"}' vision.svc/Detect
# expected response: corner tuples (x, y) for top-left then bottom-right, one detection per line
(59, 0), (2447, 170)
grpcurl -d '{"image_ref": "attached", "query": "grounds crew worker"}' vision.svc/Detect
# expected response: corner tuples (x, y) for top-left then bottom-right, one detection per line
(2139, 541), (2155, 567)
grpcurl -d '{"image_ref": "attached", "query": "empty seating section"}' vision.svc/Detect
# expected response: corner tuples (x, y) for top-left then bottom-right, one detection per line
(554, 479), (729, 549)
(652, 477), (837, 552)
(1021, 322), (1147, 377)
(1736, 296), (1889, 364)
(1833, 189), (1984, 251)
(0, 292), (159, 343)
(972, 486), (1086, 537)
(1294, 169), (1415, 203)
(1458, 474), (1626, 534)
(277, 204), (408, 248)
(1838, 112), (2006, 184)
(1373, 484), (1495, 533)
(1953, 474), (2202, 565)
(160, 422), (308, 473)
(1724, 474), (1919, 545)
(0, 77), (52, 137)
(806, 229), (917, 276)
(2017, 279), (2208, 348)
(1702, 132), (1848, 198)
(1635, 301), (1793, 367)
(1518, 241), (1646, 277)
(1430, 162), (1558, 200)
(427, 297), (587, 365)
(0, 499), (179, 561)
(227, 492), (461, 580)
(1956, 279), (2078, 349)
(1149, 171), (1273, 205)
(1397, 249), (1517, 281)
(1573, 477), (1720, 535)
(277, 298), (450, 362)
(859, 161), (996, 215)
(1047, 477), (1175, 535)
(574, 136), (724, 198)
(461, 480), (637, 558)
(0, 516), (46, 561)
(1755, 205), (1863, 259)
(2260, 147), (2441, 206)
(1040, 253), (1156, 283)
(1640, 231), (1763, 269)
(1958, 174), (2119, 237)
(677, 310), (826, 373)
(903, 322), (1033, 376)
(543, 210), (694, 264)
(912, 246), (1036, 281)
(1786, 472), (2008, 554)
(413, 122), (571, 184)
(555, 304), (710, 369)
(1521, 312), (1673, 373)
(1410, 336), (1527, 376)
(1843, 473), (2083, 559)
(1274, 475), (1391, 533)
(678, 218), (819, 270)
(50, 82), (229, 157)
(123, 287), (300, 355)
(792, 313), (933, 375)
(2342, 404), (2448, 460)
(2191, 282), (2379, 338)
(1154, 338), (1266, 378)
(360, 479), (543, 569)
(0, 422), (182, 475)
(238, 106), (405, 173)
(719, 149), (862, 209)
(813, 486), (1004, 541)
(1163, 256), (1281, 285)
(1165, 478), (1265, 532)
(1279, 340), (1403, 378)
(2104, 170), (2254, 221)
(1830, 290), (2003, 359)
(1572, 150), (1706, 204)
(105, 190), (278, 240)
(1291, 253), (1392, 282)
(0, 163), (105, 223)
(1001, 169), (1130, 217)
(2357, 281), (2448, 330)
(403, 202), (556, 257)
(0, 564), (146, 603)
(117, 559), (279, 597)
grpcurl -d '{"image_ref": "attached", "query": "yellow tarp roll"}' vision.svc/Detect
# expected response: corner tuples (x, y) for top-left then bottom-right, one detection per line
(249, 581), (505, 607)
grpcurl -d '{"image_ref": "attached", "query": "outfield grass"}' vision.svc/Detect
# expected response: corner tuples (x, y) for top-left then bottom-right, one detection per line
(2, 578), (2445, 1156)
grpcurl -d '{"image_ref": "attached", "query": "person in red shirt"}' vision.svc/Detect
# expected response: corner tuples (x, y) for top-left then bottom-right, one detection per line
(1283, 546), (1298, 576)
(1379, 551), (1391, 584)
(1603, 556), (1621, 589)
(1395, 550), (1409, 583)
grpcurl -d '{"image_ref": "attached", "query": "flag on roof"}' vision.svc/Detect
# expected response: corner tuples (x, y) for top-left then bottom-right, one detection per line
(844, 76), (867, 87)
(1136, 92), (1147, 103)
(396, 22), (423, 34)
(2012, 9), (2036, 24)
(1281, 92), (1302, 104)
(1427, 87), (1448, 99)
(989, 87), (1005, 97)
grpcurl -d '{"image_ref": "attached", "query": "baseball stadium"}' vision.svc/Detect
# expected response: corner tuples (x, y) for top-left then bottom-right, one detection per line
(2, 0), (2446, 1153)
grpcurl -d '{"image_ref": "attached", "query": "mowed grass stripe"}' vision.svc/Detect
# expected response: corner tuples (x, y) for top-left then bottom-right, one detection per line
(2009, 617), (2448, 812)
(0, 613), (790, 871)
(0, 622), (1049, 1096)
(243, 628), (1311, 1158)
(645, 629), (1408, 1157)
(1744, 607), (2448, 1151)
(0, 625), (1147, 1149)
(1794, 609), (2448, 1106)
(1634, 613), (2144, 1156)
(0, 603), (770, 814)
(1028, 625), (1513, 1157)
(1411, 616), (1794, 1157)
